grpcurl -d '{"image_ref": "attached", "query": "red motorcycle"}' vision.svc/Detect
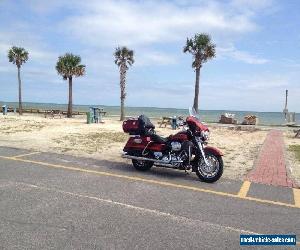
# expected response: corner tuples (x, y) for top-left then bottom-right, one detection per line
(121, 110), (223, 183)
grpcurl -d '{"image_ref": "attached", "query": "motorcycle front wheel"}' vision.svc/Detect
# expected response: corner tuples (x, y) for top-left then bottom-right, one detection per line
(132, 159), (153, 171)
(194, 152), (223, 183)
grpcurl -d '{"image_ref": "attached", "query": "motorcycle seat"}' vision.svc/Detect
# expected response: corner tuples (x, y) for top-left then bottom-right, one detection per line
(150, 134), (169, 144)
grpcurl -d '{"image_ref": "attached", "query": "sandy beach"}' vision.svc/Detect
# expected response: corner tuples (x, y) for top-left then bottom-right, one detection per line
(0, 113), (299, 183)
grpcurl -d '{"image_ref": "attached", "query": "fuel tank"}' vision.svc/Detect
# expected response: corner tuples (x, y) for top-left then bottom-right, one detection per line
(169, 131), (189, 142)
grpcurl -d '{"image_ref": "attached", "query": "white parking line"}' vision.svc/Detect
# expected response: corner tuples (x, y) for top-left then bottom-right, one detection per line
(13, 152), (41, 158)
(14, 182), (266, 235)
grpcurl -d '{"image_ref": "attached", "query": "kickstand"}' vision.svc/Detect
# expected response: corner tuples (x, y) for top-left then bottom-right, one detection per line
(184, 166), (192, 174)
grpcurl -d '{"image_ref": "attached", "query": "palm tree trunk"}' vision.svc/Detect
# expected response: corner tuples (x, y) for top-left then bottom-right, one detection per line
(120, 63), (127, 121)
(17, 66), (23, 115)
(120, 97), (125, 121)
(67, 77), (73, 118)
(193, 67), (200, 113)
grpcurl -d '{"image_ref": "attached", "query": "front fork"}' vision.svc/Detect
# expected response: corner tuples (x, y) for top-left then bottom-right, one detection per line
(194, 138), (209, 166)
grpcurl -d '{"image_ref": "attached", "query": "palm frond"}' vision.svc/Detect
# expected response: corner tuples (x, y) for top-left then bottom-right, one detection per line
(56, 53), (86, 79)
(183, 33), (216, 69)
(8, 46), (29, 67)
(114, 46), (134, 68)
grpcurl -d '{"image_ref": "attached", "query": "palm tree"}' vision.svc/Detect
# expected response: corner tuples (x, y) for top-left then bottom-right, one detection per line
(183, 33), (216, 112)
(114, 46), (134, 121)
(56, 53), (85, 118)
(8, 46), (29, 115)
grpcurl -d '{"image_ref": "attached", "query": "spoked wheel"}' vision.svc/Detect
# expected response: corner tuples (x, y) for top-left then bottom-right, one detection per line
(194, 152), (223, 183)
(132, 159), (153, 171)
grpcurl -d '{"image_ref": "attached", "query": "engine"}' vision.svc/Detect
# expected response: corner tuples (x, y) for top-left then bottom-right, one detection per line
(153, 141), (193, 169)
(153, 151), (184, 163)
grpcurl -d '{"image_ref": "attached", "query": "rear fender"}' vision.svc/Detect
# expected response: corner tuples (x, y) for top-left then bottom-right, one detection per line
(204, 146), (223, 156)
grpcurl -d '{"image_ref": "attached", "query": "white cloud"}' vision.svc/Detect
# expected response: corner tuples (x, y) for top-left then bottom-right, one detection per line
(51, 0), (271, 67)
(218, 45), (269, 64)
(210, 73), (289, 91)
(0, 31), (57, 63)
(231, 50), (269, 64)
(61, 0), (258, 47)
(135, 50), (177, 66)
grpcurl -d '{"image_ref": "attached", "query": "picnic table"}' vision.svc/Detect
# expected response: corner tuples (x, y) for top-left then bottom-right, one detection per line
(158, 117), (172, 128)
(219, 113), (237, 124)
(158, 116), (184, 129)
(44, 110), (62, 118)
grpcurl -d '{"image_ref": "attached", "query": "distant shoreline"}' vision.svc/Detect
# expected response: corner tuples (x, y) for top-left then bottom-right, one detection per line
(1, 101), (299, 126)
(0, 101), (298, 114)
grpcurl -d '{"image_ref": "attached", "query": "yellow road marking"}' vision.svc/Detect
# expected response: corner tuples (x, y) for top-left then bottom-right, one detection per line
(293, 188), (300, 207)
(237, 181), (251, 198)
(0, 155), (299, 209)
(13, 152), (41, 158)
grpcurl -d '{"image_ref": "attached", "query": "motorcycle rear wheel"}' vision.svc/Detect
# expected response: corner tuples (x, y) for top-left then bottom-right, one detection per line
(194, 152), (223, 183)
(132, 159), (153, 171)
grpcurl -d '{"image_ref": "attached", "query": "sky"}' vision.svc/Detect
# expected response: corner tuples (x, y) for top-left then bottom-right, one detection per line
(0, 0), (299, 112)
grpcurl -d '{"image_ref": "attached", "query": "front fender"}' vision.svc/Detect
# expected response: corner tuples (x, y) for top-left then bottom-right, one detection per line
(204, 146), (223, 156)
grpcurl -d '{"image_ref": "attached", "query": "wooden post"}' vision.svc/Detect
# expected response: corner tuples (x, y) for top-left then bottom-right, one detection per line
(285, 89), (288, 110)
(283, 89), (288, 122)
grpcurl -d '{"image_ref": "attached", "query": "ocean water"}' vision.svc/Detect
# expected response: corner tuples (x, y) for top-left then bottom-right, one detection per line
(1, 101), (299, 126)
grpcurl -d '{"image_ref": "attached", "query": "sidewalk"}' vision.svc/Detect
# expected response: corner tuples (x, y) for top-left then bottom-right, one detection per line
(246, 130), (296, 188)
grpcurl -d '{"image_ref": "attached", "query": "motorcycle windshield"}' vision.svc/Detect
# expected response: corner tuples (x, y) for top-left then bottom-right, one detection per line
(188, 107), (201, 121)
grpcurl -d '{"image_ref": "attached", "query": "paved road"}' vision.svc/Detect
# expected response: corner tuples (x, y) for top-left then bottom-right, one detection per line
(0, 146), (299, 249)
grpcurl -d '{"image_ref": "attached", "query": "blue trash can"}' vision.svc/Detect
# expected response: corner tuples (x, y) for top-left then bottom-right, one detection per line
(89, 107), (101, 123)
(171, 116), (177, 130)
(2, 105), (7, 115)
(89, 107), (96, 123)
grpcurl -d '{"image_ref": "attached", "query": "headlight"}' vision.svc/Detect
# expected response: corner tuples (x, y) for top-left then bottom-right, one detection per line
(201, 130), (210, 140)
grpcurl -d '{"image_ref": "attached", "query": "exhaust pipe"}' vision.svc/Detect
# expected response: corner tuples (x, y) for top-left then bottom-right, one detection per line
(121, 153), (182, 167)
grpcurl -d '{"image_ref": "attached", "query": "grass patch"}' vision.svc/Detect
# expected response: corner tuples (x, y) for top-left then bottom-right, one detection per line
(289, 145), (300, 161)
(0, 123), (45, 134)
(53, 132), (128, 154)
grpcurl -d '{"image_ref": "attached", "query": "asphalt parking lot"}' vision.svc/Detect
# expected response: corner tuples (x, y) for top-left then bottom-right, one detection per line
(0, 146), (299, 249)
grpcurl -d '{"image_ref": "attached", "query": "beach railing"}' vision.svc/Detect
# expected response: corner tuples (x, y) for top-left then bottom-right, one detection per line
(7, 107), (88, 116)
(60, 110), (87, 116)
(8, 107), (41, 113)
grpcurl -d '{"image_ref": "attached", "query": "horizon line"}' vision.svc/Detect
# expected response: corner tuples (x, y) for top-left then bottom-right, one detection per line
(0, 100), (297, 114)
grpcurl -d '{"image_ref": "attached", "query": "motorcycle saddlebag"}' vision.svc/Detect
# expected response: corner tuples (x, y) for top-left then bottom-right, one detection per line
(122, 119), (140, 134)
